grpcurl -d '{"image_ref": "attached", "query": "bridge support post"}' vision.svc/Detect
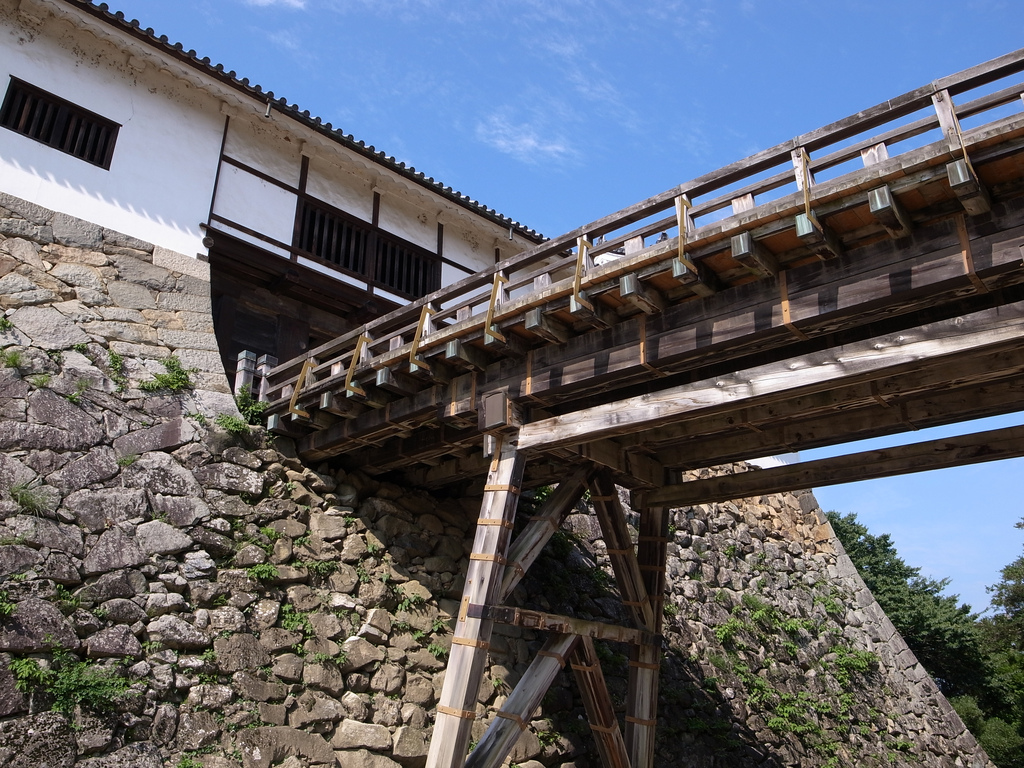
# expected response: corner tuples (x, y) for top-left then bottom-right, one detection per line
(625, 496), (669, 768)
(425, 435), (525, 768)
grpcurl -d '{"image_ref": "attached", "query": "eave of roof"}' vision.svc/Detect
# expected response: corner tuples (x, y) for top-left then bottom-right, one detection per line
(58, 0), (546, 244)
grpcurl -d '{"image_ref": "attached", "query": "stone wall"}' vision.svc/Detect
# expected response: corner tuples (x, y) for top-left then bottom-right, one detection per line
(0, 195), (994, 767)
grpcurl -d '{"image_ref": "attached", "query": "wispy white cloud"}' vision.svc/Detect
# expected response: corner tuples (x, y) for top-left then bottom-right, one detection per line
(475, 112), (576, 165)
(244, 0), (306, 8)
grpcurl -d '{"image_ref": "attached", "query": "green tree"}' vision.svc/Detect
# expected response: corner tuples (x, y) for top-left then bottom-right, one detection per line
(827, 511), (985, 699)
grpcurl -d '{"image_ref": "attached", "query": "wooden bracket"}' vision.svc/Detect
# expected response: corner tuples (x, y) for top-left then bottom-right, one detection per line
(934, 89), (991, 215)
(779, 270), (809, 341)
(620, 273), (665, 315)
(344, 334), (372, 398)
(731, 232), (778, 277)
(287, 358), (315, 418)
(573, 235), (594, 311)
(484, 273), (509, 343)
(868, 185), (912, 238)
(409, 304), (436, 372)
(525, 307), (570, 344)
(674, 193), (692, 268)
(947, 158), (992, 216)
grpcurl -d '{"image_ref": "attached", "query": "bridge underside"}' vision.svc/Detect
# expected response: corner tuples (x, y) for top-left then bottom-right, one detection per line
(252, 52), (1024, 768)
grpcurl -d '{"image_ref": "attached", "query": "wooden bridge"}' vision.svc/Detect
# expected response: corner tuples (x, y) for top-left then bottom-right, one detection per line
(252, 49), (1024, 768)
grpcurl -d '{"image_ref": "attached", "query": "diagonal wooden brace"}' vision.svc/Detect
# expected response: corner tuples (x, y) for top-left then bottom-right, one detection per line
(587, 471), (656, 633)
(572, 635), (632, 768)
(464, 633), (580, 768)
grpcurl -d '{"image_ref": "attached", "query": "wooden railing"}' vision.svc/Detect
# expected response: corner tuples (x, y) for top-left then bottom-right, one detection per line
(260, 48), (1024, 420)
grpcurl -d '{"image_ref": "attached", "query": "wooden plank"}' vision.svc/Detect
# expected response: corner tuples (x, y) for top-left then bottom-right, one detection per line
(464, 633), (579, 768)
(425, 436), (525, 768)
(516, 302), (1024, 454)
(649, 423), (1024, 507)
(588, 471), (656, 633)
(499, 466), (591, 600)
(571, 636), (632, 768)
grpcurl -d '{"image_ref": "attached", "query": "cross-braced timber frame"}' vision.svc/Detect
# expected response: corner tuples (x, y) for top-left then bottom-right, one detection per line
(250, 49), (1024, 767)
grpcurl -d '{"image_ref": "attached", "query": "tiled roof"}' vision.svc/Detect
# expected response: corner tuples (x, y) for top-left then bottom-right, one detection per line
(61, 0), (546, 243)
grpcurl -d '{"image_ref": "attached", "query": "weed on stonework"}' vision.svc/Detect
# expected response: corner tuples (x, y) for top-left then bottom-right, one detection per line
(10, 650), (130, 714)
(8, 481), (48, 516)
(215, 413), (250, 435)
(138, 356), (196, 393)
(1, 346), (23, 369)
(235, 384), (268, 425)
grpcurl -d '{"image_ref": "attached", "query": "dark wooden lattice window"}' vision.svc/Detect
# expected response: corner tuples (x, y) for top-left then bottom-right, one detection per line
(297, 200), (441, 300)
(299, 201), (368, 275)
(0, 77), (119, 169)
(375, 235), (440, 298)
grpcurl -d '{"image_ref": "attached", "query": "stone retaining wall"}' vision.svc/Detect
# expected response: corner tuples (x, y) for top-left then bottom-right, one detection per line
(0, 195), (994, 767)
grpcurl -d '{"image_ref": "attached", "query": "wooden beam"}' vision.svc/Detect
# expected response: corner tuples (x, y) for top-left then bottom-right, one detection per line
(469, 604), (653, 646)
(426, 436), (525, 768)
(652, 374), (1024, 470)
(588, 471), (656, 633)
(516, 303), (1024, 454)
(445, 338), (491, 372)
(464, 633), (579, 768)
(630, 338), (1024, 458)
(649, 423), (1024, 507)
(499, 465), (592, 600)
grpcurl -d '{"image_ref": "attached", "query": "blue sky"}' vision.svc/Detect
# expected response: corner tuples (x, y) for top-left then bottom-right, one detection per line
(109, 0), (1024, 610)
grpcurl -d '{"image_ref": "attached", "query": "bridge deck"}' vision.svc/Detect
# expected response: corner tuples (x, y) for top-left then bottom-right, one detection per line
(260, 48), (1024, 497)
(253, 50), (1024, 768)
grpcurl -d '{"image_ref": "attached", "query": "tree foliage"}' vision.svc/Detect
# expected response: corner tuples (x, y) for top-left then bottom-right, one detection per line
(827, 511), (984, 698)
(827, 510), (1024, 767)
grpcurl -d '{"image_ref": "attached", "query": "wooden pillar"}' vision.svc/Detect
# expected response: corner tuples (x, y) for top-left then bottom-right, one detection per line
(571, 635), (632, 768)
(425, 435), (525, 768)
(464, 633), (579, 768)
(626, 499), (669, 768)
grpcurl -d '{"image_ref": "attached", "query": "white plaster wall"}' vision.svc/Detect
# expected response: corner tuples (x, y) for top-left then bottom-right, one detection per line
(305, 155), (373, 224)
(378, 192), (437, 253)
(444, 224), (496, 277)
(222, 116), (301, 190)
(0, 3), (223, 257)
(213, 164), (297, 248)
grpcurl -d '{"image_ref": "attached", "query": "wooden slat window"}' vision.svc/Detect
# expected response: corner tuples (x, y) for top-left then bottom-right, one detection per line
(299, 201), (368, 275)
(375, 235), (440, 298)
(0, 77), (119, 169)
(297, 199), (440, 300)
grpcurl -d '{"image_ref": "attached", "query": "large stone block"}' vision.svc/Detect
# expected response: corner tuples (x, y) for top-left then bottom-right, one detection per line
(135, 520), (193, 555)
(0, 712), (76, 768)
(0, 598), (79, 652)
(82, 527), (147, 576)
(64, 488), (148, 533)
(8, 305), (89, 349)
(238, 726), (335, 768)
(120, 452), (202, 497)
